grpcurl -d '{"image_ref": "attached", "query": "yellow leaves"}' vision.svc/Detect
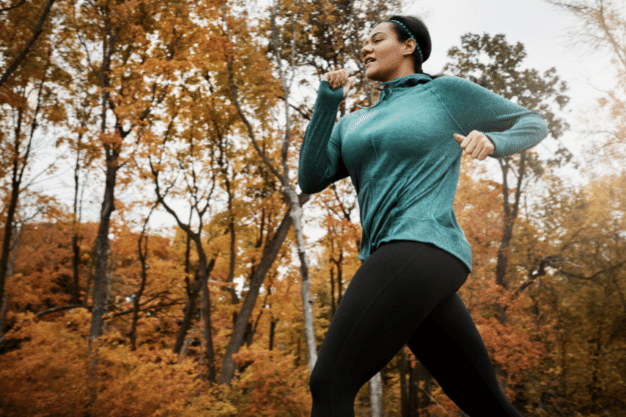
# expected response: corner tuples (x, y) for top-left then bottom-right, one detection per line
(91, 345), (202, 417)
(0, 313), (90, 416)
(1, 1), (624, 416)
(230, 347), (311, 416)
(150, 162), (164, 173)
(474, 314), (547, 386)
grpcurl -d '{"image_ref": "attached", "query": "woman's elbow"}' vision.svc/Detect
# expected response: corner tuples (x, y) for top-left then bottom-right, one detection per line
(537, 116), (549, 140)
(524, 113), (550, 149)
(532, 116), (549, 147)
(298, 171), (322, 195)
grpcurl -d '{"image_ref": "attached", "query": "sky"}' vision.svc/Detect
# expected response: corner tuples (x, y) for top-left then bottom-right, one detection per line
(406, 0), (616, 103)
(23, 0), (621, 296)
(34, 0), (621, 233)
(403, 0), (617, 162)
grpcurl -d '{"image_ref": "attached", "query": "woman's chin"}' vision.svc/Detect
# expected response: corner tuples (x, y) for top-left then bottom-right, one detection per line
(364, 69), (382, 82)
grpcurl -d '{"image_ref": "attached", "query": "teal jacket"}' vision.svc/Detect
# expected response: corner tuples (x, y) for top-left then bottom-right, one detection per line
(298, 73), (548, 271)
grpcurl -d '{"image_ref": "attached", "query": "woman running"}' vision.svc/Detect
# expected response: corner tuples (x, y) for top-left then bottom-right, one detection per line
(299, 14), (548, 417)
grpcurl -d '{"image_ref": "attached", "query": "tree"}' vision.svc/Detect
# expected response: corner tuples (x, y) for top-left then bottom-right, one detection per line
(219, 0), (321, 381)
(258, 2), (402, 413)
(62, 0), (199, 409)
(513, 171), (626, 415)
(147, 100), (221, 382)
(0, 27), (66, 336)
(64, 0), (196, 347)
(0, 0), (58, 89)
(445, 33), (570, 324)
(546, 0), (626, 169)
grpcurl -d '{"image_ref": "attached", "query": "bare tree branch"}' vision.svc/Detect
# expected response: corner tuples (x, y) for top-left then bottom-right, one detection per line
(36, 304), (89, 317)
(0, 0), (56, 88)
(0, 0), (26, 13)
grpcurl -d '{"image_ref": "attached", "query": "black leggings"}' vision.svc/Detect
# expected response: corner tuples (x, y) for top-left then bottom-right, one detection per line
(309, 241), (522, 417)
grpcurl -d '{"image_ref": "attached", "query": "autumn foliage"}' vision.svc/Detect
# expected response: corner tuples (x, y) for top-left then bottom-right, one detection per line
(1, 0), (625, 416)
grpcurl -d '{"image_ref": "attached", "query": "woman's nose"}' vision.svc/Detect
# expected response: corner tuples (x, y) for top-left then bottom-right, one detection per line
(361, 43), (372, 58)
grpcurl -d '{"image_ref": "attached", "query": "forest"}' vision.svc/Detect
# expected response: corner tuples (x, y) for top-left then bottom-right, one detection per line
(0, 0), (625, 416)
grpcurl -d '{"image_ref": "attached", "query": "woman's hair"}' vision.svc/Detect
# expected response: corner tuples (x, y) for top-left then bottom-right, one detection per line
(384, 15), (433, 74)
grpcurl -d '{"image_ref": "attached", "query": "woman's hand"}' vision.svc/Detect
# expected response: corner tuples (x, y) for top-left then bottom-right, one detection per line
(453, 131), (495, 161)
(322, 69), (356, 99)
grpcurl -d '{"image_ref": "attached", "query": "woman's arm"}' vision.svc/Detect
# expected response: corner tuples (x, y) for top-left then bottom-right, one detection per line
(435, 76), (549, 158)
(298, 81), (349, 194)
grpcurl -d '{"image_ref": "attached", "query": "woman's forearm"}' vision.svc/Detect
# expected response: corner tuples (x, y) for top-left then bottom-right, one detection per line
(298, 81), (347, 194)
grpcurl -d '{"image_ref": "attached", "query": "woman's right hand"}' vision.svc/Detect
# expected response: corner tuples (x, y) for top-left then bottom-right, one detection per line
(322, 69), (356, 99)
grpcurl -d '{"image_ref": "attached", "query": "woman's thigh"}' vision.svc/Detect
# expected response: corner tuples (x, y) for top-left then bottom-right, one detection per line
(310, 240), (469, 394)
(408, 294), (523, 417)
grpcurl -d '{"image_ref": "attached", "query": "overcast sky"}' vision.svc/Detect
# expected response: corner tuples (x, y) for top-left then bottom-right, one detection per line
(407, 0), (616, 103)
(398, 0), (620, 175)
(39, 0), (621, 232)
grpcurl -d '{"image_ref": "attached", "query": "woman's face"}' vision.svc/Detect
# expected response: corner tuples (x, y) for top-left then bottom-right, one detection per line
(361, 22), (415, 83)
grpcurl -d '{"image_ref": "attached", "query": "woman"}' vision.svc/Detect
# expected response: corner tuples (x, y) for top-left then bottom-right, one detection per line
(299, 15), (548, 417)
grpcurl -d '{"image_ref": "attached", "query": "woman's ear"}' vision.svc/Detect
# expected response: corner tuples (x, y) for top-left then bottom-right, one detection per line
(403, 38), (417, 56)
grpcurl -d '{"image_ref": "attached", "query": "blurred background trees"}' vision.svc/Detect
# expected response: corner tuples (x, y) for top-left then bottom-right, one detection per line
(0, 0), (624, 416)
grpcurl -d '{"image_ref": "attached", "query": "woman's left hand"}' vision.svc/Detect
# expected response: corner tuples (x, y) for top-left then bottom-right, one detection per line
(453, 131), (495, 161)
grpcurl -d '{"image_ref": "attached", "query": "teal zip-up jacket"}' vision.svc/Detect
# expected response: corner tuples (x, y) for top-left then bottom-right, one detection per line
(298, 73), (548, 271)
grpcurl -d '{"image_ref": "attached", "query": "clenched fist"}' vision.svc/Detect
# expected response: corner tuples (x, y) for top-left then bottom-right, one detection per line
(453, 131), (495, 160)
(322, 69), (356, 99)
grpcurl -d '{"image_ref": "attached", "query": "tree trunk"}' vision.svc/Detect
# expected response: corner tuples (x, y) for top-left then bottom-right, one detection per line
(173, 256), (216, 355)
(217, 132), (239, 305)
(173, 272), (202, 354)
(416, 361), (432, 415)
(330, 249), (344, 318)
(286, 187), (318, 372)
(218, 210), (294, 384)
(495, 214), (515, 322)
(0, 90), (34, 317)
(269, 318), (277, 351)
(495, 152), (527, 323)
(131, 212), (152, 351)
(494, 153), (527, 389)
(201, 263), (216, 383)
(369, 371), (383, 417)
(399, 349), (409, 416)
(71, 131), (84, 305)
(89, 157), (117, 344)
(228, 1), (318, 374)
(0, 165), (20, 311)
(71, 234), (81, 305)
(408, 360), (419, 417)
(337, 251), (344, 307)
(88, 21), (118, 344)
(0, 0), (56, 88)
(226, 168), (238, 304)
(330, 261), (336, 317)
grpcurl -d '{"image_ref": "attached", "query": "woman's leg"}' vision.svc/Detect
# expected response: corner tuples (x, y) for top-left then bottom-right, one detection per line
(309, 241), (468, 417)
(407, 294), (523, 417)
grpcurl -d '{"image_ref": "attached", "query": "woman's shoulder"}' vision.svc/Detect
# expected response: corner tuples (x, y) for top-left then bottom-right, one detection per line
(428, 75), (478, 91)
(426, 75), (498, 104)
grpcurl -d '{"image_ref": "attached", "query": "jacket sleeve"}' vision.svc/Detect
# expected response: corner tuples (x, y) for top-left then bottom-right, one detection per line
(435, 76), (549, 158)
(298, 81), (349, 194)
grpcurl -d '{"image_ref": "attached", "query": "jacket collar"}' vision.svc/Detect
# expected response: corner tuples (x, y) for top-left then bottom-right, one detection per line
(366, 73), (431, 107)
(376, 72), (432, 91)
(356, 73), (432, 110)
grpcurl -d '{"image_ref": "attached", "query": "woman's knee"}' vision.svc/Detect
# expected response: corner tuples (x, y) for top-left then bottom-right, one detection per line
(309, 361), (330, 395)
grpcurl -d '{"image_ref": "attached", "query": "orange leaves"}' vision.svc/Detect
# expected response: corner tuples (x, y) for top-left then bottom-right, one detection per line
(1, 0), (625, 415)
(7, 222), (79, 312)
(231, 347), (311, 416)
(0, 310), (91, 416)
(475, 314), (546, 383)
(0, 309), (204, 417)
